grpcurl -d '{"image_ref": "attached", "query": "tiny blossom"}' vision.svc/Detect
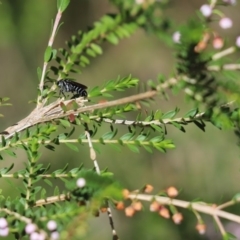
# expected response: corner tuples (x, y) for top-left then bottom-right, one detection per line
(150, 201), (160, 212)
(212, 37), (224, 49)
(132, 201), (142, 211)
(76, 178), (86, 188)
(47, 220), (57, 231)
(25, 223), (37, 234)
(0, 227), (9, 237)
(125, 206), (135, 217)
(143, 184), (153, 193)
(115, 201), (125, 210)
(236, 36), (240, 47)
(159, 207), (170, 219)
(30, 232), (40, 240)
(166, 186), (178, 198)
(0, 218), (7, 229)
(196, 223), (206, 235)
(51, 231), (60, 240)
(122, 189), (130, 199)
(172, 31), (181, 44)
(219, 17), (233, 29)
(200, 4), (212, 17)
(172, 212), (183, 224)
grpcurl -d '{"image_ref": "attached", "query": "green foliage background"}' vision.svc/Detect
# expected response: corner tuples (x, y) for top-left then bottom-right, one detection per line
(0, 0), (240, 239)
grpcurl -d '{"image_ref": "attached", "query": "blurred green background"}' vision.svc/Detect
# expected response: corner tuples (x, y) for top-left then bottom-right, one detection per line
(0, 0), (240, 239)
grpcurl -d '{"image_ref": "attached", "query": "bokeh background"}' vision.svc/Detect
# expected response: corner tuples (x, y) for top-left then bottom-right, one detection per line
(0, 0), (240, 239)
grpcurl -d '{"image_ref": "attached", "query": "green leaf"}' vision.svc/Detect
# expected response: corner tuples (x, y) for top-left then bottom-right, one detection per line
(65, 142), (79, 152)
(54, 186), (60, 196)
(106, 32), (119, 45)
(184, 108), (199, 118)
(37, 67), (42, 81)
(44, 46), (53, 62)
(90, 43), (102, 55)
(59, 119), (71, 128)
(41, 188), (46, 199)
(4, 149), (16, 157)
(127, 144), (139, 153)
(57, 0), (70, 12)
(44, 179), (53, 187)
(194, 120), (205, 132)
(162, 109), (178, 119)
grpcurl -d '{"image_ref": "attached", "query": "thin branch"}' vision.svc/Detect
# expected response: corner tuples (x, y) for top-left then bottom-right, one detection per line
(208, 63), (240, 71)
(85, 131), (119, 240)
(35, 194), (70, 207)
(212, 47), (236, 61)
(0, 208), (32, 224)
(0, 90), (157, 141)
(129, 193), (240, 223)
(37, 10), (63, 108)
(213, 214), (226, 236)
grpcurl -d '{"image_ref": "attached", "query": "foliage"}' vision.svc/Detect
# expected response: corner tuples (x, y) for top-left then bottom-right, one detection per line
(0, 0), (240, 239)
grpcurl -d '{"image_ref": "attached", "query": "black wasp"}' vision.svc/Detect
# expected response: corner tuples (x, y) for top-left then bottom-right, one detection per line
(57, 79), (88, 98)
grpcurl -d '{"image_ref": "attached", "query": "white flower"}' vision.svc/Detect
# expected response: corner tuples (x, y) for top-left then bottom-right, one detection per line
(0, 218), (7, 229)
(47, 220), (57, 231)
(30, 232), (41, 240)
(172, 31), (181, 44)
(25, 223), (37, 234)
(76, 177), (86, 188)
(236, 36), (240, 47)
(219, 17), (233, 29)
(51, 231), (60, 240)
(0, 227), (9, 236)
(200, 4), (212, 17)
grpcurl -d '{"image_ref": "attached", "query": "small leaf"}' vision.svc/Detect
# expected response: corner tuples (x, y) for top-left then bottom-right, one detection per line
(44, 46), (53, 62)
(184, 108), (199, 118)
(106, 32), (119, 45)
(162, 110), (178, 119)
(90, 43), (102, 55)
(44, 179), (53, 187)
(45, 145), (55, 151)
(37, 67), (42, 81)
(65, 142), (79, 152)
(194, 121), (205, 132)
(127, 144), (139, 153)
(59, 119), (71, 128)
(57, 0), (70, 12)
